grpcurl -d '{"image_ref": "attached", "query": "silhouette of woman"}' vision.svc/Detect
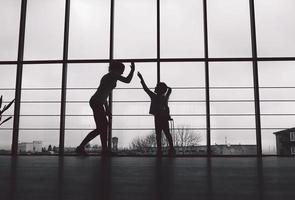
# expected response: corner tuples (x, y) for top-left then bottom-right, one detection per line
(76, 61), (135, 156)
(137, 72), (175, 156)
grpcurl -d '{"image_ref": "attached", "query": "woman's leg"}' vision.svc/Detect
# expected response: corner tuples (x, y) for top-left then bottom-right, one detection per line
(78, 104), (107, 151)
(99, 117), (108, 153)
(79, 129), (100, 147)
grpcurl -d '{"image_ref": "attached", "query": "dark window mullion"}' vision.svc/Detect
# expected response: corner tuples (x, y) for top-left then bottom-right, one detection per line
(203, 0), (211, 156)
(12, 0), (27, 156)
(249, 0), (262, 156)
(59, 0), (71, 156)
(157, 0), (160, 83)
(108, 0), (115, 151)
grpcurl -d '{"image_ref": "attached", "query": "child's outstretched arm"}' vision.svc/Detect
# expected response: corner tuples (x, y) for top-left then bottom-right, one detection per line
(137, 72), (154, 98)
(117, 62), (135, 83)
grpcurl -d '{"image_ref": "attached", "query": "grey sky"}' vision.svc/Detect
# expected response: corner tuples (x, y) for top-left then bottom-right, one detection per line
(1, 0), (295, 154)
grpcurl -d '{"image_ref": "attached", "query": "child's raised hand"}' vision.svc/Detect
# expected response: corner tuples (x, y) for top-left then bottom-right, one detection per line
(137, 72), (143, 79)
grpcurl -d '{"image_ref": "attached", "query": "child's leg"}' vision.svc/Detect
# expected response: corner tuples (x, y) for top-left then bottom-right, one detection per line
(154, 117), (162, 154)
(163, 119), (174, 149)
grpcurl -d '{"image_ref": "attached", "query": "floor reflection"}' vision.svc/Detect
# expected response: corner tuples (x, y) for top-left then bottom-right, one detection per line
(3, 156), (295, 200)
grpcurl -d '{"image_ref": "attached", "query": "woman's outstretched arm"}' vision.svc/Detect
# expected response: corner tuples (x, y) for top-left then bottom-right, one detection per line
(117, 62), (135, 83)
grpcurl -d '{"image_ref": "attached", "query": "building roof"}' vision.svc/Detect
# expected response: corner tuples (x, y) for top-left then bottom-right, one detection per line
(273, 127), (295, 135)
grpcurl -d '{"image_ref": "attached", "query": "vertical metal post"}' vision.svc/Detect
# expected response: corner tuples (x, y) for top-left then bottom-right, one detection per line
(108, 0), (115, 151)
(59, 0), (70, 156)
(12, 0), (27, 156)
(203, 0), (211, 156)
(249, 0), (262, 156)
(156, 0), (160, 83)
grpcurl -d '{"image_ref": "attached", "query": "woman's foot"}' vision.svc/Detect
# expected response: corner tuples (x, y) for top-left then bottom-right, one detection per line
(101, 150), (112, 157)
(76, 146), (88, 156)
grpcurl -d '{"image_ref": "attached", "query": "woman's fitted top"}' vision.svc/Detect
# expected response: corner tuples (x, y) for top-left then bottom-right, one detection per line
(92, 73), (118, 103)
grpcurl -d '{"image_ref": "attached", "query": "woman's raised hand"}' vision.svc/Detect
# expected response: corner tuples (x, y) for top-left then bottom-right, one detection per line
(130, 62), (135, 71)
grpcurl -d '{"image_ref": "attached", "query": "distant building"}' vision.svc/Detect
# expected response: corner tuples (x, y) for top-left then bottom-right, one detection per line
(211, 144), (256, 155)
(18, 141), (42, 153)
(112, 137), (118, 151)
(129, 144), (256, 155)
(273, 128), (295, 155)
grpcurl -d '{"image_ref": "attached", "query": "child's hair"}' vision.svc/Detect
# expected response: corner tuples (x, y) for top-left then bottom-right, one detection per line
(109, 61), (125, 73)
(156, 82), (168, 95)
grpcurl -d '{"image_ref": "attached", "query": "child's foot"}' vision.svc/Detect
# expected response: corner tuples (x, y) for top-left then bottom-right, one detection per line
(76, 146), (88, 156)
(168, 148), (176, 157)
(156, 150), (162, 157)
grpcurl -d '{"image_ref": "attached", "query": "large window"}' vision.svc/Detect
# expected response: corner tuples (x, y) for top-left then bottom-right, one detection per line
(0, 0), (294, 156)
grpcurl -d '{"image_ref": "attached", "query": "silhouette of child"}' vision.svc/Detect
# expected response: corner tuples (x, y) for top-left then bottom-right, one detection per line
(76, 61), (135, 156)
(137, 72), (175, 156)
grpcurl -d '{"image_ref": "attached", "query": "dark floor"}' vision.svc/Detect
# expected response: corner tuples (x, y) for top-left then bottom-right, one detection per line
(0, 156), (295, 200)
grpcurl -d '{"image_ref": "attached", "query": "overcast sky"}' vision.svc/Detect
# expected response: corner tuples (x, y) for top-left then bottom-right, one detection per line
(1, 0), (295, 154)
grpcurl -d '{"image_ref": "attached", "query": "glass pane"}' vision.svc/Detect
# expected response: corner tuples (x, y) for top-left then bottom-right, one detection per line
(0, 65), (16, 153)
(113, 116), (154, 129)
(208, 0), (252, 57)
(19, 64), (62, 154)
(259, 61), (295, 154)
(0, 65), (16, 88)
(255, 0), (295, 57)
(160, 0), (204, 58)
(24, 0), (65, 60)
(69, 0), (110, 59)
(210, 62), (256, 155)
(114, 0), (156, 58)
(160, 62), (205, 87)
(0, 0), (21, 60)
(114, 130), (154, 150)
